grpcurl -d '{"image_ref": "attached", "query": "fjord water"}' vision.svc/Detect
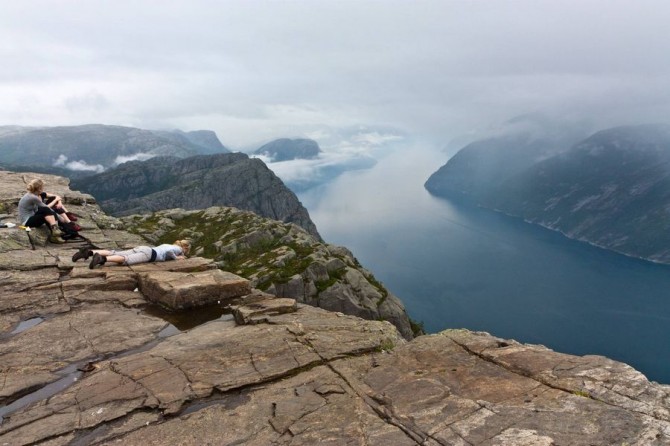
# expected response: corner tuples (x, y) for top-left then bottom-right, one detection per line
(299, 148), (670, 384)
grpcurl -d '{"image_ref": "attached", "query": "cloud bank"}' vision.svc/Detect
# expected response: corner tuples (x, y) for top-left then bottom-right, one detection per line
(2, 1), (670, 150)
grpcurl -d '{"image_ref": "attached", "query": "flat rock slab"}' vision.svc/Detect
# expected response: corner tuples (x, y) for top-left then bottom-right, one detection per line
(96, 366), (413, 446)
(139, 269), (251, 309)
(0, 305), (402, 444)
(327, 331), (670, 446)
(0, 250), (59, 271)
(0, 304), (167, 405)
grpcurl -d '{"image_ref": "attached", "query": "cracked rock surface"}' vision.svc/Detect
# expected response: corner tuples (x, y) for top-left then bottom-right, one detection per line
(2, 171), (670, 445)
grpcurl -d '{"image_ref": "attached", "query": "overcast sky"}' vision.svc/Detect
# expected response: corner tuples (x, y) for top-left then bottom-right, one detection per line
(2, 0), (670, 149)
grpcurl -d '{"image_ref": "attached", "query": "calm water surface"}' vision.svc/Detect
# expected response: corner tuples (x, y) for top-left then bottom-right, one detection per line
(300, 158), (670, 383)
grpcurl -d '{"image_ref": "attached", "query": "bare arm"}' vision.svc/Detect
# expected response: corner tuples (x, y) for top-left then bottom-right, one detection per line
(43, 192), (62, 208)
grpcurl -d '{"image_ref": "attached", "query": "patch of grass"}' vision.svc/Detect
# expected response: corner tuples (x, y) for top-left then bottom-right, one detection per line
(315, 267), (347, 293)
(572, 390), (591, 398)
(409, 318), (425, 337)
(364, 272), (389, 307)
(377, 338), (396, 352)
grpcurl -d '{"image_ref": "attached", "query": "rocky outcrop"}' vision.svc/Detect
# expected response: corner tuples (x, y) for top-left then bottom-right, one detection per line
(71, 153), (322, 239)
(119, 207), (416, 339)
(253, 138), (322, 161)
(3, 171), (670, 445)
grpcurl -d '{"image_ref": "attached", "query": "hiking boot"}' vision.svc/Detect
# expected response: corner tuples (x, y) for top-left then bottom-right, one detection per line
(51, 226), (64, 238)
(72, 247), (93, 262)
(89, 253), (106, 269)
(49, 233), (65, 244)
(66, 212), (78, 222)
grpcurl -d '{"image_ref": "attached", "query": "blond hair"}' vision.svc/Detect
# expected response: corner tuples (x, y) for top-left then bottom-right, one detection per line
(174, 240), (191, 255)
(26, 179), (44, 194)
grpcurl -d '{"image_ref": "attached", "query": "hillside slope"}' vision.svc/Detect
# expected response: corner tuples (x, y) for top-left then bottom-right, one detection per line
(426, 123), (670, 263)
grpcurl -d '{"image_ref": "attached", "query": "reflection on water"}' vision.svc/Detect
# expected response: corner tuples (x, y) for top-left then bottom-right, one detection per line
(143, 303), (234, 331)
(299, 157), (670, 384)
(10, 317), (44, 335)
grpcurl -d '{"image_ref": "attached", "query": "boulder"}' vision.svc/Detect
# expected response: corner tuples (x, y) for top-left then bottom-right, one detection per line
(138, 269), (251, 309)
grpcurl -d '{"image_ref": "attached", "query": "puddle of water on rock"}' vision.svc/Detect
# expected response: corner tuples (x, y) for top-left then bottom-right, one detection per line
(0, 306), (237, 425)
(143, 303), (234, 331)
(0, 364), (83, 424)
(9, 317), (45, 335)
(158, 323), (181, 338)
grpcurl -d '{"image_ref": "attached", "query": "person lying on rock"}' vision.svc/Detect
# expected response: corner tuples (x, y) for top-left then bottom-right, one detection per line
(71, 240), (191, 269)
(18, 178), (66, 244)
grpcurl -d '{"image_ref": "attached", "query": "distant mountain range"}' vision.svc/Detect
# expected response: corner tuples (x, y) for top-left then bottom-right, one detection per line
(0, 124), (229, 173)
(71, 152), (321, 239)
(426, 122), (670, 263)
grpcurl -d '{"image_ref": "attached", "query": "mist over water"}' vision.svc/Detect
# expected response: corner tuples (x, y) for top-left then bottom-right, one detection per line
(299, 145), (670, 384)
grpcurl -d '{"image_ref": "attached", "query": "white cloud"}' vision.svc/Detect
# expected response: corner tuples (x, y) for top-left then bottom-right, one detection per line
(52, 154), (105, 173)
(113, 153), (155, 165)
(352, 132), (403, 146)
(53, 154), (68, 166)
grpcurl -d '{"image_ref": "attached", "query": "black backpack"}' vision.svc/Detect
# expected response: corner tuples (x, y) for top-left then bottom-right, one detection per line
(59, 221), (83, 241)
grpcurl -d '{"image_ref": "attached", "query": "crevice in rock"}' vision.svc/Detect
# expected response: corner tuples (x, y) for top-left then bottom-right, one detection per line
(108, 361), (160, 406)
(284, 339), (303, 368)
(69, 322), (100, 356)
(249, 353), (264, 378)
(151, 354), (193, 387)
(269, 395), (327, 435)
(324, 361), (437, 445)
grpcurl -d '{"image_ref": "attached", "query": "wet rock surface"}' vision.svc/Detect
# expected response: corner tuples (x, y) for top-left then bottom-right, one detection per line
(2, 171), (670, 445)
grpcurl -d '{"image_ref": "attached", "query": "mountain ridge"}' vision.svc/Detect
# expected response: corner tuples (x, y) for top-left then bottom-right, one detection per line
(0, 124), (229, 173)
(71, 152), (322, 239)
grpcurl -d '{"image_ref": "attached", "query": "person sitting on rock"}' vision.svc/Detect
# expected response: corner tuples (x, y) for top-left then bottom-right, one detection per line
(39, 191), (78, 223)
(71, 240), (191, 269)
(18, 178), (66, 244)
